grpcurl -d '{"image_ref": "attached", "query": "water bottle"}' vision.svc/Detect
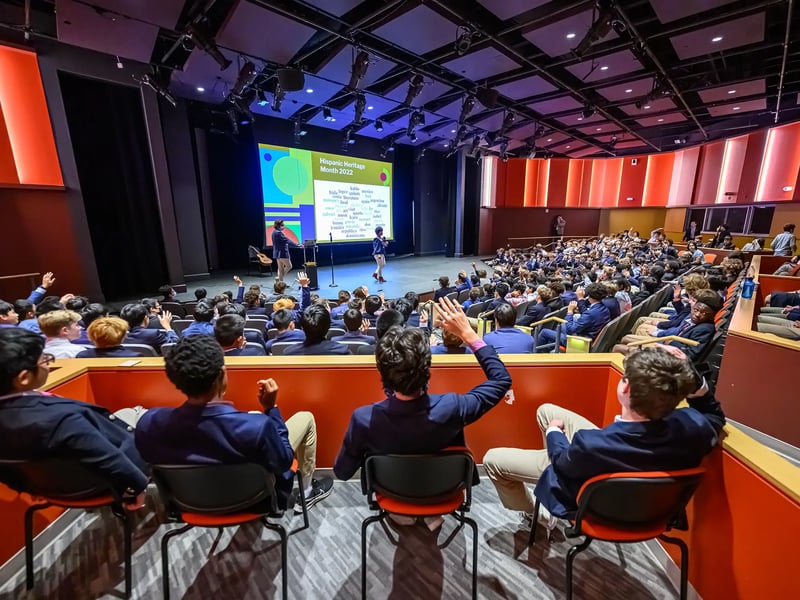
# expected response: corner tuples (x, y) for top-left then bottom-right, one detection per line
(742, 276), (755, 299)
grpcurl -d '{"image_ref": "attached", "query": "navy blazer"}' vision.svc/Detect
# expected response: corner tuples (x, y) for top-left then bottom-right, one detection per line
(284, 339), (350, 356)
(340, 331), (376, 344)
(271, 228), (295, 259)
(264, 329), (305, 354)
(565, 302), (610, 339)
(135, 403), (294, 507)
(534, 389), (725, 518)
(667, 322), (715, 360)
(483, 327), (534, 354)
(76, 346), (141, 358)
(517, 302), (549, 327)
(657, 300), (690, 330)
(0, 392), (149, 494)
(601, 297), (621, 320)
(225, 346), (266, 357)
(125, 326), (178, 354)
(334, 345), (512, 480)
(434, 286), (456, 301)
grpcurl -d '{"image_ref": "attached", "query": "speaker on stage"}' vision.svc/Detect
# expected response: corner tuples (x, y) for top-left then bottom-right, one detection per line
(304, 263), (319, 290)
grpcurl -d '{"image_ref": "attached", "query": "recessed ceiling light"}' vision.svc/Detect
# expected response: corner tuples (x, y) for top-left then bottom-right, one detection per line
(566, 145), (571, 149)
(451, 129), (456, 133)
(331, 117), (336, 121)
(367, 105), (374, 110)
(733, 106), (741, 110)
(712, 36), (723, 43)
(577, 117), (584, 121)
(727, 90), (736, 94)
(643, 105), (651, 109)
(566, 33), (576, 39)
(625, 89), (633, 93)
(547, 138), (553, 142)
(306, 88), (314, 93)
(600, 66), (609, 71)
(657, 118), (664, 122)
(196, 87), (205, 92)
(596, 127), (602, 131)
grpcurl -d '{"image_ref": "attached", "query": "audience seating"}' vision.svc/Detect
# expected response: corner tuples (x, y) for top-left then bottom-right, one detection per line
(181, 302), (198, 315)
(245, 342), (265, 353)
(529, 467), (705, 600)
(169, 320), (193, 335)
(703, 253), (718, 265)
(162, 343), (176, 357)
(366, 326), (377, 338)
(325, 327), (346, 340)
(457, 289), (471, 303)
(245, 313), (269, 321)
(445, 291), (459, 302)
(0, 459), (133, 598)
(339, 340), (370, 352)
(266, 328), (279, 340)
(160, 302), (186, 318)
(515, 301), (531, 320)
(121, 343), (158, 357)
(465, 301), (489, 318)
(360, 449), (478, 600)
(270, 341), (301, 355)
(152, 463), (288, 600)
(245, 319), (267, 336)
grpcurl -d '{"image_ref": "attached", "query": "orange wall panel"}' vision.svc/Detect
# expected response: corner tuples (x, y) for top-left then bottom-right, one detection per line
(546, 158), (569, 208)
(0, 106), (20, 184)
(668, 147), (700, 206)
(536, 159), (550, 207)
(643, 152), (674, 206)
(589, 157), (623, 207)
(717, 136), (748, 204)
(0, 45), (63, 186)
(755, 122), (800, 203)
(692, 141), (725, 204)
(738, 129), (767, 204)
(502, 158), (526, 207)
(523, 158), (539, 207)
(565, 159), (585, 207)
(618, 156), (647, 206)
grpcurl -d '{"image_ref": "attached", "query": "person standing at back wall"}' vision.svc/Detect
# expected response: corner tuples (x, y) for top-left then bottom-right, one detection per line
(272, 219), (303, 283)
(372, 226), (388, 283)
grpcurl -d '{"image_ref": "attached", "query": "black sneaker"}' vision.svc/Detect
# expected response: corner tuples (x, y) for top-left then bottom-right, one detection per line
(294, 477), (334, 513)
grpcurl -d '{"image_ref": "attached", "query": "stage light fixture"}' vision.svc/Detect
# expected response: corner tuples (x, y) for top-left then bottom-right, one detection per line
(353, 93), (367, 125)
(257, 89), (268, 106)
(485, 131), (497, 146)
(455, 125), (468, 146)
(458, 94), (476, 124)
(375, 119), (384, 132)
(407, 110), (425, 138)
(323, 106), (333, 121)
(293, 120), (308, 144)
(469, 135), (481, 156)
(404, 73), (425, 106)
(348, 49), (370, 90)
(138, 74), (177, 107)
(525, 143), (537, 159)
(500, 111), (516, 136)
(272, 82), (286, 112)
(231, 60), (258, 98)
(409, 131), (417, 142)
(571, 2), (620, 58)
(454, 26), (475, 56)
(185, 24), (231, 71)
(341, 128), (356, 151)
(226, 107), (239, 135)
(582, 104), (596, 119)
(609, 135), (618, 148)
(535, 124), (546, 138)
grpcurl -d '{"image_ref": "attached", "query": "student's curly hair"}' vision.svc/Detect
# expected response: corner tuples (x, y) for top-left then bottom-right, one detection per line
(164, 335), (224, 397)
(623, 348), (696, 420)
(375, 326), (430, 395)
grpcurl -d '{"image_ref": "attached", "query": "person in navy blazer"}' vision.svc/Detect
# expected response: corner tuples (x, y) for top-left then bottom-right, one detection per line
(134, 336), (333, 511)
(76, 316), (140, 358)
(537, 283), (610, 350)
(264, 309), (305, 354)
(272, 219), (302, 283)
(483, 304), (533, 354)
(214, 314), (265, 356)
(120, 303), (178, 354)
(0, 328), (149, 498)
(516, 286), (557, 327)
(483, 345), (725, 519)
(284, 305), (350, 356)
(340, 309), (377, 344)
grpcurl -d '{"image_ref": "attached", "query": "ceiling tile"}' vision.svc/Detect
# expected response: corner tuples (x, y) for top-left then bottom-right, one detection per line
(302, 0), (362, 17)
(305, 106), (352, 130)
(316, 47), (397, 88)
(441, 46), (520, 81)
(649, 0), (737, 24)
(697, 79), (765, 103)
(596, 77), (655, 102)
(550, 141), (583, 154)
(636, 112), (688, 127)
(372, 5), (456, 55)
(528, 95), (583, 115)
(472, 111), (507, 132)
(476, 0), (550, 21)
(577, 123), (618, 135)
(541, 132), (570, 146)
(522, 9), (618, 58)
(246, 75), (345, 119)
(556, 111), (603, 127)
(506, 121), (544, 141)
(385, 79), (452, 108)
(571, 146), (601, 158)
(706, 98), (767, 118)
(616, 140), (649, 149)
(174, 48), (240, 91)
(217, 3), (316, 65)
(489, 139), (525, 152)
(669, 12), (765, 60)
(565, 50), (644, 83)
(495, 75), (557, 100)
(620, 97), (677, 116)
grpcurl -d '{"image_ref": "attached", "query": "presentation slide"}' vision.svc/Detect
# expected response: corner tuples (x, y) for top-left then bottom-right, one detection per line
(257, 143), (393, 244)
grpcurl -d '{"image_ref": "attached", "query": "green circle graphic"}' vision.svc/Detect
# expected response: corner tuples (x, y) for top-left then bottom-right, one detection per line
(273, 156), (309, 196)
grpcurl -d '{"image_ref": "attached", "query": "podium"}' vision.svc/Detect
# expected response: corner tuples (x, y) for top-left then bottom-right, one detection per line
(303, 240), (319, 290)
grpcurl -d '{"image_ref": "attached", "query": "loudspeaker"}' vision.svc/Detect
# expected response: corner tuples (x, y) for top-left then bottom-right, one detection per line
(475, 88), (499, 108)
(631, 158), (638, 165)
(277, 68), (305, 92)
(304, 263), (319, 290)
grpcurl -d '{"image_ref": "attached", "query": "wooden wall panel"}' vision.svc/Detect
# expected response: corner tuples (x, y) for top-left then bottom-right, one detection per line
(618, 155), (647, 206)
(488, 207), (601, 248)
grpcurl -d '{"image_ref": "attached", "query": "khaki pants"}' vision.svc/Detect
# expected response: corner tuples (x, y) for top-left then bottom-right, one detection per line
(276, 257), (292, 282)
(483, 403), (599, 512)
(373, 254), (386, 279)
(756, 322), (800, 340)
(286, 411), (317, 487)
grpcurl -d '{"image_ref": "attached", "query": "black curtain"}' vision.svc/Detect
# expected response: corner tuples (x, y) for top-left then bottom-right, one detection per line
(59, 73), (167, 300)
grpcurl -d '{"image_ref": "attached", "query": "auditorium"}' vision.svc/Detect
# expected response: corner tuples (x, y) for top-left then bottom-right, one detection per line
(0, 1), (799, 599)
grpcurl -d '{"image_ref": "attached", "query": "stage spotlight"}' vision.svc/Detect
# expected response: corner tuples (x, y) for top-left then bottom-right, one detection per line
(272, 82), (286, 112)
(138, 74), (177, 107)
(232, 97), (255, 123)
(500, 140), (509, 162)
(454, 26), (474, 56)
(323, 106), (333, 121)
(407, 110), (425, 137)
(257, 89), (268, 106)
(231, 60), (258, 98)
(416, 147), (427, 163)
(458, 94), (476, 124)
(353, 93), (366, 125)
(485, 130), (497, 146)
(403, 73), (425, 106)
(609, 135), (618, 148)
(469, 134), (481, 156)
(226, 107), (239, 135)
(348, 49), (370, 90)
(341, 128), (355, 151)
(277, 67), (305, 92)
(375, 119), (384, 132)
(500, 111), (516, 136)
(582, 104), (596, 119)
(185, 24), (231, 71)
(535, 124), (546, 138)
(455, 124), (468, 145)
(526, 145), (538, 159)
(634, 99), (643, 110)
(571, 4), (615, 58)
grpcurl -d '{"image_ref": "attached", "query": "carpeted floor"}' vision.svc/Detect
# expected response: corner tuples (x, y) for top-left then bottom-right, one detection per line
(0, 478), (678, 600)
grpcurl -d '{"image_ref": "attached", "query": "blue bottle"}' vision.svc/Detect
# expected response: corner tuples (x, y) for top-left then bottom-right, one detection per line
(742, 276), (755, 299)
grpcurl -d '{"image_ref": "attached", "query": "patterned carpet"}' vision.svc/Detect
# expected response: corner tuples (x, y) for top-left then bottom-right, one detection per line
(0, 479), (678, 600)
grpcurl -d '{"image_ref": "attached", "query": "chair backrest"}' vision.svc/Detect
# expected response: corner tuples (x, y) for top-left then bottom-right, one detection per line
(270, 341), (301, 355)
(182, 301), (198, 314)
(574, 468), (705, 533)
(361, 450), (474, 508)
(339, 340), (369, 351)
(366, 326), (377, 338)
(247, 245), (259, 259)
(245, 342), (265, 354)
(445, 291), (459, 302)
(0, 459), (115, 501)
(325, 327), (346, 340)
(161, 302), (186, 318)
(245, 320), (267, 336)
(457, 289), (470, 303)
(465, 301), (488, 318)
(152, 463), (277, 515)
(704, 253), (718, 265)
(266, 327), (279, 340)
(171, 319), (194, 334)
(162, 343), (176, 358)
(121, 343), (158, 357)
(515, 301), (531, 319)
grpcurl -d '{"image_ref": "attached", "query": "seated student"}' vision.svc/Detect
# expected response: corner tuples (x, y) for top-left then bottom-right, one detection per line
(218, 303), (268, 351)
(635, 273), (708, 335)
(772, 255), (800, 276)
(354, 309), (404, 356)
(244, 288), (268, 316)
(158, 284), (178, 303)
(517, 286), (555, 327)
(265, 280), (288, 304)
(0, 328), (149, 500)
(264, 308), (305, 354)
(505, 283), (529, 308)
(330, 290), (351, 319)
(76, 317), (140, 358)
(39, 310), (86, 358)
(741, 238), (765, 252)
(71, 303), (108, 346)
(12, 300), (34, 329)
(576, 284), (619, 320)
(182, 302), (215, 337)
(536, 283), (610, 350)
(403, 291), (422, 327)
(764, 289), (800, 308)
(757, 308), (800, 340)
(284, 305), (350, 355)
(461, 287), (482, 312)
(65, 296), (89, 314)
(334, 297), (512, 527)
(391, 298), (414, 326)
(194, 287), (207, 303)
(341, 309), (376, 344)
(19, 296), (64, 334)
(430, 328), (473, 354)
(134, 336), (333, 511)
(454, 271), (473, 293)
(483, 346), (724, 521)
(120, 303), (178, 354)
(483, 303), (534, 354)
(630, 276), (658, 306)
(363, 295), (383, 326)
(215, 314), (266, 356)
(433, 276), (456, 301)
(141, 298), (163, 330)
(0, 300), (19, 329)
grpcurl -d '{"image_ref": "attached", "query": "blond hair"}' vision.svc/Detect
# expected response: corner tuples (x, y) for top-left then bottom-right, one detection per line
(38, 310), (81, 337)
(273, 298), (294, 311)
(87, 317), (129, 347)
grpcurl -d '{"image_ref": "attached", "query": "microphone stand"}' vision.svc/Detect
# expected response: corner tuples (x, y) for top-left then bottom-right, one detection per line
(328, 231), (338, 288)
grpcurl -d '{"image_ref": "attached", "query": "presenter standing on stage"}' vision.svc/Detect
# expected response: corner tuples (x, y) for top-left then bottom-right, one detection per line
(272, 219), (302, 283)
(372, 226), (388, 283)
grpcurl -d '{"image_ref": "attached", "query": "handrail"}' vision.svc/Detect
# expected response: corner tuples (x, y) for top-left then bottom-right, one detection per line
(0, 272), (39, 282)
(527, 315), (568, 328)
(477, 309), (496, 319)
(625, 335), (699, 347)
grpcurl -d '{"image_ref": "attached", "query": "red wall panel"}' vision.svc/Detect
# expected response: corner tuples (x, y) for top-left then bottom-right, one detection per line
(589, 157), (623, 207)
(738, 130), (767, 204)
(0, 106), (19, 184)
(523, 159), (539, 207)
(618, 155), (647, 207)
(643, 152), (674, 206)
(546, 158), (570, 208)
(565, 159), (585, 207)
(693, 141), (725, 205)
(755, 122), (800, 203)
(536, 159), (549, 207)
(488, 207), (602, 248)
(503, 158), (526, 207)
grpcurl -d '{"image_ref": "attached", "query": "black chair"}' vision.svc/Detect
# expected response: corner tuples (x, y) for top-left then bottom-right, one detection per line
(457, 289), (471, 303)
(266, 328), (279, 340)
(120, 343), (158, 357)
(339, 340), (369, 352)
(152, 464), (289, 600)
(247, 245), (273, 277)
(465, 301), (489, 318)
(529, 467), (705, 600)
(0, 459), (134, 597)
(445, 291), (459, 303)
(245, 319), (267, 337)
(270, 341), (301, 355)
(160, 302), (186, 319)
(360, 449), (478, 600)
(170, 319), (194, 335)
(325, 327), (346, 340)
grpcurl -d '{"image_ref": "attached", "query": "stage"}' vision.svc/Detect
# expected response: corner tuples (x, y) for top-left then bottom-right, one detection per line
(175, 255), (492, 304)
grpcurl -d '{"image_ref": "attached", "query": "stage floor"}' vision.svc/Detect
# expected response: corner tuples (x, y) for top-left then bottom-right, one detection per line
(176, 255), (492, 303)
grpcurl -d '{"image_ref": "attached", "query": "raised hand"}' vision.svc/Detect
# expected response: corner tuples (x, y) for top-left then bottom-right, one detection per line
(233, 275), (243, 286)
(158, 310), (173, 329)
(436, 296), (477, 344)
(257, 378), (279, 411)
(297, 272), (310, 287)
(42, 272), (55, 289)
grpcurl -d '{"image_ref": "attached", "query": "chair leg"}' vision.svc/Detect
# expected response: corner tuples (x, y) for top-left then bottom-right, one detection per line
(160, 524), (193, 600)
(566, 537), (592, 600)
(113, 509), (133, 599)
(361, 514), (383, 600)
(291, 469), (309, 535)
(23, 503), (50, 591)
(262, 519), (288, 600)
(528, 499), (540, 547)
(660, 534), (689, 600)
(460, 514), (479, 600)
